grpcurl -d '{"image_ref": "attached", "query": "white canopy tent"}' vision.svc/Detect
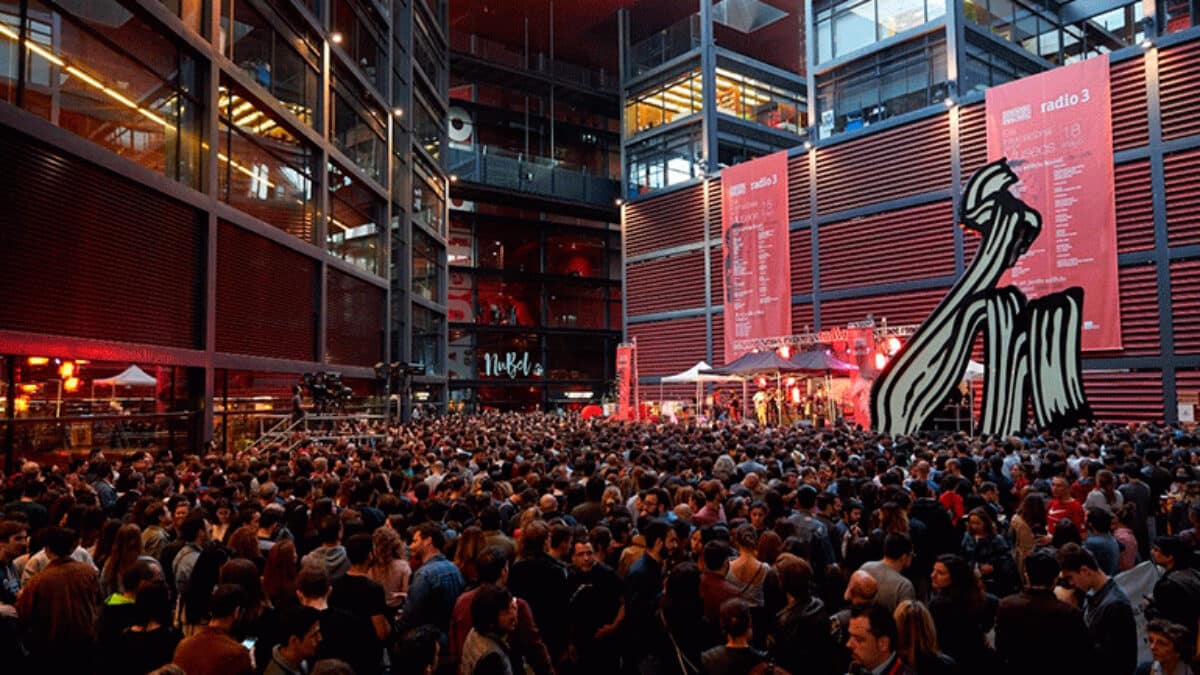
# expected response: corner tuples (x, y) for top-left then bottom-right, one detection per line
(92, 365), (157, 400)
(659, 361), (743, 406)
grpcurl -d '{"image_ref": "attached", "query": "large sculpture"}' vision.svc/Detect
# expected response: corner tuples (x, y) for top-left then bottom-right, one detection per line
(871, 159), (1092, 435)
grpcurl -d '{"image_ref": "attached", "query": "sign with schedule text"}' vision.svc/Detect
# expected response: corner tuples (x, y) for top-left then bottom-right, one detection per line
(722, 151), (792, 363)
(986, 55), (1121, 351)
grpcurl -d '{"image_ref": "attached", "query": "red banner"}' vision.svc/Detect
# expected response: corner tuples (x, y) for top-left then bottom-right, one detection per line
(722, 151), (792, 363)
(616, 343), (635, 420)
(986, 55), (1121, 351)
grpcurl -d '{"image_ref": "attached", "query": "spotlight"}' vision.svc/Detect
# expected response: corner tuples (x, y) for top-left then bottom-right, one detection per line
(804, 140), (813, 150)
(944, 97), (956, 108)
(449, 174), (458, 182)
(392, 107), (403, 117)
(1141, 37), (1154, 48)
(330, 32), (344, 44)
(615, 198), (624, 206)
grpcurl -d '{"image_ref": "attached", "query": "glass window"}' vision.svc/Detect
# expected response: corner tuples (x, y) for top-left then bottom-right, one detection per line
(836, 1), (877, 55)
(625, 127), (701, 196)
(413, 92), (444, 160)
(4, 1), (203, 188)
(413, 10), (444, 86)
(412, 155), (446, 236)
(222, 0), (320, 129)
(448, 328), (473, 379)
(328, 162), (384, 274)
(159, 0), (204, 34)
(448, 219), (473, 266)
(476, 221), (539, 272)
(547, 283), (607, 329)
(448, 270), (473, 322)
(878, 0), (929, 37)
(545, 335), (607, 381)
(412, 229), (442, 302)
(218, 84), (316, 243)
(476, 279), (541, 327)
(332, 0), (387, 93)
(412, 305), (444, 376)
(332, 67), (387, 184)
(546, 232), (605, 277)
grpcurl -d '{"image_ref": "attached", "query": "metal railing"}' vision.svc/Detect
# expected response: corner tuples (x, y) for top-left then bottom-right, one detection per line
(450, 32), (618, 92)
(449, 145), (620, 206)
(626, 14), (702, 79)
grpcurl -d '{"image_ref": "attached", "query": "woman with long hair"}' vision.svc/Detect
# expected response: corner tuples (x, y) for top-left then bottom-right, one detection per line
(262, 540), (299, 611)
(960, 506), (1015, 595)
(453, 525), (488, 587)
(226, 525), (263, 571)
(100, 523), (143, 599)
(1114, 503), (1140, 572)
(92, 518), (123, 573)
(1085, 470), (1125, 512)
(642, 562), (722, 675)
(893, 600), (958, 675)
(179, 544), (230, 633)
(929, 554), (996, 675)
(1009, 492), (1049, 584)
(368, 526), (411, 610)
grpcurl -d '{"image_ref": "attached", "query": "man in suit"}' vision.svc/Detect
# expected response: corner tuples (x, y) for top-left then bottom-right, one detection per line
(995, 548), (1090, 675)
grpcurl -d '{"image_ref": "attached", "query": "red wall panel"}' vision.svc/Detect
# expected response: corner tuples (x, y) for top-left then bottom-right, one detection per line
(788, 153), (812, 223)
(1109, 262), (1161, 357)
(793, 303), (815, 333)
(625, 183), (705, 258)
(1115, 160), (1155, 252)
(626, 251), (707, 316)
(627, 317), (707, 376)
(819, 287), (949, 328)
(1171, 259), (1200, 354)
(1083, 370), (1163, 423)
(1165, 148), (1200, 249)
(1159, 40), (1200, 141)
(816, 116), (952, 216)
(1111, 58), (1149, 151)
(0, 132), (202, 350)
(819, 201), (956, 291)
(959, 103), (988, 180)
(790, 229), (813, 297)
(216, 222), (317, 361)
(326, 269), (385, 366)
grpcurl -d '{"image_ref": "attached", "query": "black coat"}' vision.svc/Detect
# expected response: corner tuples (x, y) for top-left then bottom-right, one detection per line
(995, 589), (1090, 675)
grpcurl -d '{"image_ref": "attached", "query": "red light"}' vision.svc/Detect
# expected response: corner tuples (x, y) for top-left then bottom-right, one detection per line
(777, 345), (791, 359)
(886, 337), (902, 355)
(63, 377), (80, 392)
(20, 384), (39, 394)
(875, 353), (888, 370)
(59, 361), (76, 378)
(27, 356), (49, 366)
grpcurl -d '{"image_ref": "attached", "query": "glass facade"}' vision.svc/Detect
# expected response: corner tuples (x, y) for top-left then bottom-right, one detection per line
(332, 0), (388, 94)
(328, 162), (384, 274)
(217, 82), (317, 243)
(0, 0), (205, 188)
(332, 64), (387, 184)
(816, 34), (947, 137)
(221, 0), (320, 128)
(814, 0), (945, 63)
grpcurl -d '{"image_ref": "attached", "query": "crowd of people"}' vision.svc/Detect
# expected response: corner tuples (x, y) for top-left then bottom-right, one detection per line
(3, 412), (1200, 675)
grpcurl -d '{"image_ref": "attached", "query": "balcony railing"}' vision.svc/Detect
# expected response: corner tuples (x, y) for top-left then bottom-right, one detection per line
(450, 32), (618, 93)
(449, 145), (619, 207)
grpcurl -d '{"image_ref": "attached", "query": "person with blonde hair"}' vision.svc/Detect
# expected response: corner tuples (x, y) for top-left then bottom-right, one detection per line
(893, 600), (957, 675)
(368, 526), (411, 610)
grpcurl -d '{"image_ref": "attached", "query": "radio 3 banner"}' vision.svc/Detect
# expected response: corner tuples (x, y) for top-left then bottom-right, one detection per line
(616, 342), (636, 420)
(985, 55), (1121, 351)
(722, 151), (791, 364)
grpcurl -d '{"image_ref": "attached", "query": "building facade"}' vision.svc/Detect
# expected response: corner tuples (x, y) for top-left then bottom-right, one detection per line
(0, 0), (448, 463)
(445, 7), (622, 411)
(623, 3), (1200, 423)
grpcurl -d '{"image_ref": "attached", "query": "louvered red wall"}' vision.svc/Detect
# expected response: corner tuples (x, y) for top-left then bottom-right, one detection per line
(0, 132), (203, 350)
(626, 251), (707, 316)
(325, 269), (384, 366)
(1159, 39), (1200, 141)
(625, 183), (705, 258)
(1083, 370), (1164, 423)
(627, 317), (707, 376)
(1171, 259), (1200, 353)
(816, 116), (952, 215)
(1164, 148), (1200, 248)
(1116, 161), (1155, 252)
(819, 201), (956, 290)
(626, 36), (1200, 422)
(216, 222), (317, 361)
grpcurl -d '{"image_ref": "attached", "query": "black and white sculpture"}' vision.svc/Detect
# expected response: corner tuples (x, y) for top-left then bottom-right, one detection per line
(871, 159), (1092, 436)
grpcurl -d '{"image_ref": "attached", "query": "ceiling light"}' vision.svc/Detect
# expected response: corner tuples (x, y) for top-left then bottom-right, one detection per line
(330, 32), (344, 44)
